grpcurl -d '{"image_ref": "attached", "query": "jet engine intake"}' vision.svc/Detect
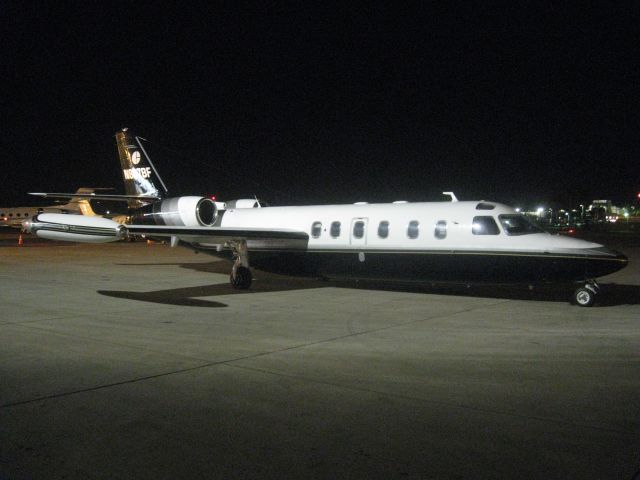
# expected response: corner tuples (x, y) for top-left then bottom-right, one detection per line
(130, 196), (217, 226)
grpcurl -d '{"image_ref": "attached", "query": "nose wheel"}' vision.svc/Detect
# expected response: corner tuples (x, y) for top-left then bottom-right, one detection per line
(572, 279), (599, 307)
(231, 265), (252, 289)
(228, 239), (252, 289)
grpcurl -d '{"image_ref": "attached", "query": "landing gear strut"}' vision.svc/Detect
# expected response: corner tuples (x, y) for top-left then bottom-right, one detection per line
(573, 279), (599, 307)
(228, 239), (252, 289)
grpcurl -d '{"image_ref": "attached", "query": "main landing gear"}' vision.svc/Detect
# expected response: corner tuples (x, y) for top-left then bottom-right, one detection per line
(228, 239), (252, 289)
(572, 279), (600, 307)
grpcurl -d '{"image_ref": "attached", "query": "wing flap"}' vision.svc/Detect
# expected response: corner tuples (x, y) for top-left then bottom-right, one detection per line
(126, 225), (309, 248)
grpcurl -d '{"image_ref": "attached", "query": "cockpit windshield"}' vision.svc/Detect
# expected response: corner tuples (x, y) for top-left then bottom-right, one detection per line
(498, 214), (546, 236)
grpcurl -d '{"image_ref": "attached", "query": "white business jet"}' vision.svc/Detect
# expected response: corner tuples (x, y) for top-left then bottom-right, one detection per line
(23, 129), (628, 307)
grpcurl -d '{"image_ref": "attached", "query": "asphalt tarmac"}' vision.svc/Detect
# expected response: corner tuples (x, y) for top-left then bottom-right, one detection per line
(1, 233), (639, 479)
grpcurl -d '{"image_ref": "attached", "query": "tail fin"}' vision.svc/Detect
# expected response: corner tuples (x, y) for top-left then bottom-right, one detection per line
(60, 188), (100, 216)
(115, 128), (168, 209)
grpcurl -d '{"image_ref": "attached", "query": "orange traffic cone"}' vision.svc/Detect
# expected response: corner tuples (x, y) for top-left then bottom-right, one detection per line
(18, 234), (24, 247)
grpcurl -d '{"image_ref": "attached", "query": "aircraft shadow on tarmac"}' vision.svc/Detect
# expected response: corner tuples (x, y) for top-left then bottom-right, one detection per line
(99, 260), (326, 307)
(98, 260), (640, 308)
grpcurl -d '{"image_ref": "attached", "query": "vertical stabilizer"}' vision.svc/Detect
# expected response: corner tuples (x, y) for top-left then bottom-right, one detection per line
(61, 188), (99, 216)
(115, 128), (167, 209)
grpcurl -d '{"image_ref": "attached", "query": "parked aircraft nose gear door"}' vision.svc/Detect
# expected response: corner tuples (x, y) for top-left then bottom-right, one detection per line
(350, 218), (368, 246)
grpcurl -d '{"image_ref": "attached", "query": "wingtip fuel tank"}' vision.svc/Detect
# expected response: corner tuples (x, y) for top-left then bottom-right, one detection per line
(23, 213), (127, 243)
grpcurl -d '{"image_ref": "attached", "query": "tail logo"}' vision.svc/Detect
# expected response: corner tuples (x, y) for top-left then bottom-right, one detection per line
(131, 151), (141, 165)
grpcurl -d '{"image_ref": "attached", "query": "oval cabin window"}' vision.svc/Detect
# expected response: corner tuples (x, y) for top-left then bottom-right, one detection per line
(330, 221), (341, 238)
(407, 220), (419, 239)
(353, 221), (365, 239)
(378, 221), (389, 238)
(311, 222), (322, 238)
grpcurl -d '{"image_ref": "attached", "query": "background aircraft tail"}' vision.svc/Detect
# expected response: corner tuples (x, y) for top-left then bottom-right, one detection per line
(61, 188), (99, 216)
(115, 128), (168, 209)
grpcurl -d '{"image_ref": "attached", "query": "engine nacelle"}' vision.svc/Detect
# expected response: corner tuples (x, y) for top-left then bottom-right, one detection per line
(225, 199), (265, 209)
(129, 196), (217, 226)
(23, 213), (126, 243)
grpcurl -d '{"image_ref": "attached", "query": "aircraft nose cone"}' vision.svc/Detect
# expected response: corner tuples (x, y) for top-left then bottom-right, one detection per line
(614, 250), (628, 265)
(21, 218), (33, 233)
(597, 247), (629, 276)
(598, 247), (628, 262)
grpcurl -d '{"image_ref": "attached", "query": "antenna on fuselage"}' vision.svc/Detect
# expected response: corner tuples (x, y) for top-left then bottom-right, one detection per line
(442, 192), (458, 202)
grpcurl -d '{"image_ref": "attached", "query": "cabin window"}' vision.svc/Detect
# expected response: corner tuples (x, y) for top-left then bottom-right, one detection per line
(330, 221), (341, 238)
(498, 214), (545, 235)
(472, 216), (500, 235)
(407, 220), (419, 239)
(353, 221), (365, 239)
(475, 202), (496, 210)
(434, 220), (447, 239)
(378, 221), (389, 238)
(311, 222), (322, 238)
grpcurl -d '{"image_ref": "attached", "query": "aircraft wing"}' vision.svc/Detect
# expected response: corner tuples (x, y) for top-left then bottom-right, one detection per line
(29, 192), (161, 202)
(126, 224), (309, 247)
(23, 213), (308, 247)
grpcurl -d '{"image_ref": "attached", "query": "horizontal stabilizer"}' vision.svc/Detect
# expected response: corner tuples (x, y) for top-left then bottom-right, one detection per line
(29, 192), (161, 202)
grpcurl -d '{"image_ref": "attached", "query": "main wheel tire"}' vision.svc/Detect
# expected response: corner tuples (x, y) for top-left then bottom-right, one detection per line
(230, 266), (252, 289)
(574, 287), (595, 307)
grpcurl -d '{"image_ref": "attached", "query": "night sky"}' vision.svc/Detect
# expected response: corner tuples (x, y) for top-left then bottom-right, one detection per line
(2, 3), (639, 209)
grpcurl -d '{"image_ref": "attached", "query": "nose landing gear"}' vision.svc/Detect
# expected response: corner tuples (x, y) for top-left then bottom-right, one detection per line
(231, 265), (252, 289)
(228, 239), (252, 289)
(573, 279), (599, 307)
